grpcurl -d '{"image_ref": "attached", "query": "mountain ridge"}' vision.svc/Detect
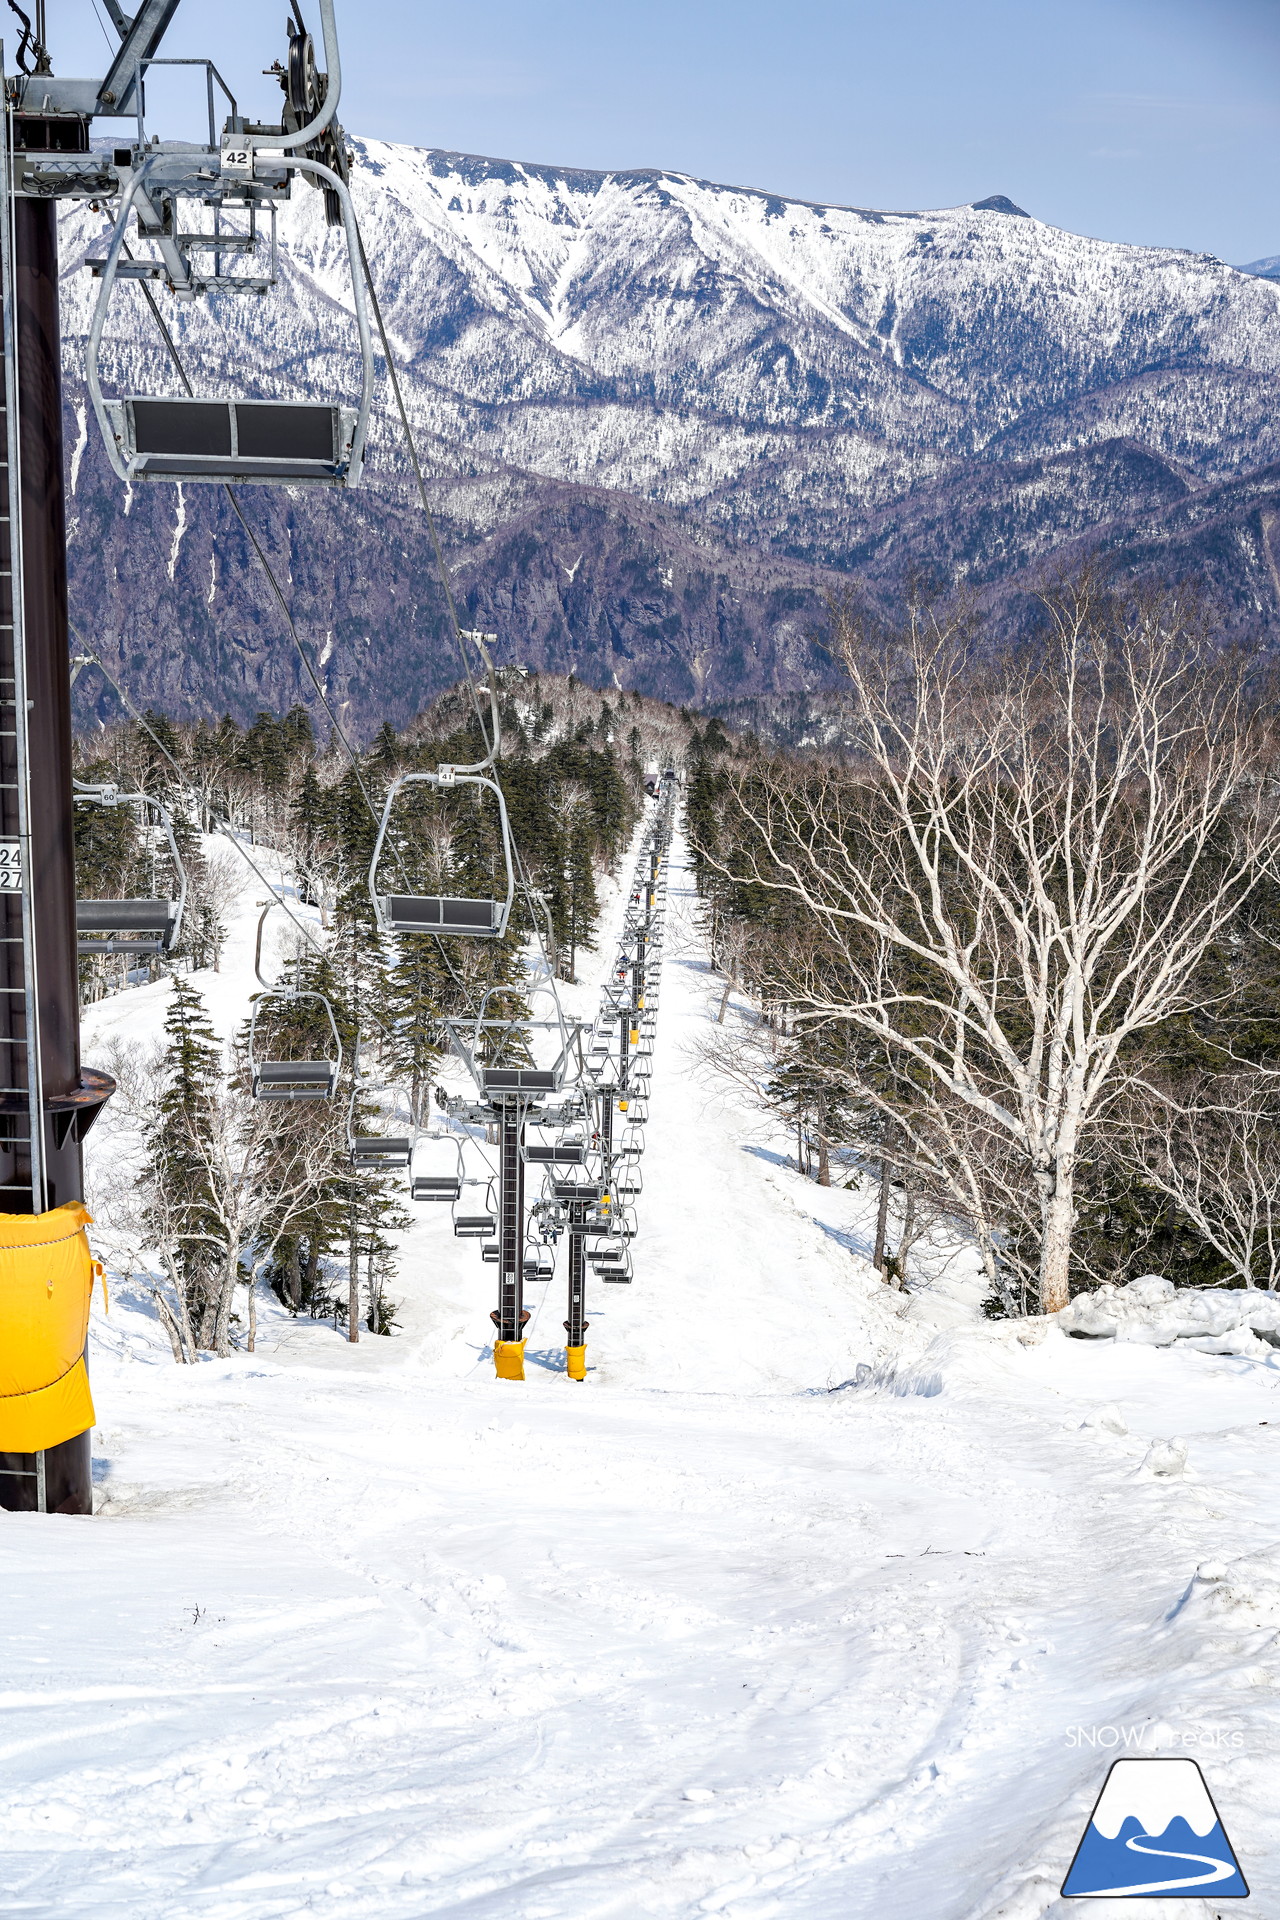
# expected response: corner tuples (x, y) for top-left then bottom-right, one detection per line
(58, 139), (1280, 732)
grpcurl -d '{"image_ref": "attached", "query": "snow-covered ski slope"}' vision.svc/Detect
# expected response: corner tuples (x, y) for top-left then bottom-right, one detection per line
(5, 831), (1280, 1919)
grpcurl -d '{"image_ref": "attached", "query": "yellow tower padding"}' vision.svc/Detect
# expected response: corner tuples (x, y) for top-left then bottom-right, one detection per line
(494, 1338), (526, 1381)
(0, 1201), (97, 1453)
(566, 1345), (586, 1381)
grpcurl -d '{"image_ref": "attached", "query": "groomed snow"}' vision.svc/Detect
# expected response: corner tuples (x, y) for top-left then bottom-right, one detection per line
(4, 831), (1279, 1918)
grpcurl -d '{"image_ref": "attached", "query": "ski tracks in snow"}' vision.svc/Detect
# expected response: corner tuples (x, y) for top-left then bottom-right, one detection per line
(4, 836), (1279, 1917)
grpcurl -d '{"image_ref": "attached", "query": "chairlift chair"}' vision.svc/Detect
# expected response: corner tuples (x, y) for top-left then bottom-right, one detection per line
(413, 1175), (463, 1202)
(350, 1135), (413, 1169)
(369, 769), (516, 940)
(450, 1157), (497, 1233)
(347, 1042), (414, 1168)
(74, 784), (188, 957)
(83, 7), (373, 489)
(247, 904), (343, 1101)
(411, 1134), (464, 1203)
(523, 1233), (554, 1282)
(590, 1249), (633, 1284)
(524, 1120), (586, 1164)
(99, 397), (364, 489)
(75, 896), (182, 957)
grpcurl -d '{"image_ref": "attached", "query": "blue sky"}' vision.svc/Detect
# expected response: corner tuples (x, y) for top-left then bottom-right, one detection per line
(49, 0), (1278, 262)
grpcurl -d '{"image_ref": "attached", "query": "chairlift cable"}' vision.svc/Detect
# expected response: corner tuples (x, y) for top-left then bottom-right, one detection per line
(349, 220), (495, 763)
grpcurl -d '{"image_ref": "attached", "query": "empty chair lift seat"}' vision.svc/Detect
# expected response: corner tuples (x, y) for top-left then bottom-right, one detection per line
(77, 897), (179, 956)
(454, 1215), (496, 1238)
(0, 1202), (98, 1454)
(380, 895), (504, 937)
(412, 1176), (462, 1203)
(524, 1142), (585, 1164)
(252, 1060), (337, 1100)
(350, 1136), (412, 1168)
(482, 1068), (559, 1096)
(104, 398), (358, 486)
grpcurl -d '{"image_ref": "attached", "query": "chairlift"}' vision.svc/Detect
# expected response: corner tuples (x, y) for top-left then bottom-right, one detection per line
(411, 1133), (464, 1203)
(369, 769), (516, 940)
(455, 1215), (497, 1238)
(347, 1041), (414, 1167)
(247, 903), (342, 1100)
(350, 1134), (413, 1169)
(590, 1249), (633, 1284)
(83, 8), (373, 488)
(413, 1175), (463, 1201)
(524, 1137), (586, 1165)
(74, 783), (188, 957)
(553, 1178), (606, 1204)
(523, 1227), (554, 1282)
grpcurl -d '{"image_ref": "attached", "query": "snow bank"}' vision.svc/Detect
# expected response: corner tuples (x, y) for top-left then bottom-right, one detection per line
(1057, 1273), (1280, 1356)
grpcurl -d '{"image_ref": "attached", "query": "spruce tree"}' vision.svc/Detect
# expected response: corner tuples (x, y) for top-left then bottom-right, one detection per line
(144, 975), (224, 1346)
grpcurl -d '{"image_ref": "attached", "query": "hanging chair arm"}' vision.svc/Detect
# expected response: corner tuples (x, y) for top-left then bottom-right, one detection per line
(280, 155), (372, 477)
(85, 168), (153, 484)
(148, 792), (188, 947)
(253, 901), (273, 990)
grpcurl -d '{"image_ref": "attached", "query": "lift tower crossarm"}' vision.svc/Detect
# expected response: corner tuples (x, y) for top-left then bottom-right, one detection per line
(95, 0), (182, 113)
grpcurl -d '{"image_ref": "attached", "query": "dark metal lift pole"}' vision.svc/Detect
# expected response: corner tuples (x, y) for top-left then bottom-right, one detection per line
(16, 198), (82, 1171)
(564, 1194), (587, 1376)
(0, 198), (102, 1515)
(495, 1095), (527, 1348)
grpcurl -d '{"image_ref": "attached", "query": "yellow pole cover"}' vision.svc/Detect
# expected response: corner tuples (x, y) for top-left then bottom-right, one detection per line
(494, 1339), (526, 1381)
(566, 1344), (586, 1381)
(0, 1201), (97, 1453)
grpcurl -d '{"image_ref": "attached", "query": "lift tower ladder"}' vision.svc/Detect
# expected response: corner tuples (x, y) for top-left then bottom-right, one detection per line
(0, 124), (43, 1222)
(0, 98), (114, 1518)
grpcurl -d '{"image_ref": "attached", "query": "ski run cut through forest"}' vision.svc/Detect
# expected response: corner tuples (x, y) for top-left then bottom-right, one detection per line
(6, 793), (1280, 1920)
(6, 0), (1280, 1907)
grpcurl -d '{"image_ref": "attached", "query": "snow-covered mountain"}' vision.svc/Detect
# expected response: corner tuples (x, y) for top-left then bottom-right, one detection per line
(59, 143), (1280, 727)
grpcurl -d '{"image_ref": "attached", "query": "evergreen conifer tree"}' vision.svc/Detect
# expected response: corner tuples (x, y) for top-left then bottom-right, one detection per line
(144, 975), (224, 1345)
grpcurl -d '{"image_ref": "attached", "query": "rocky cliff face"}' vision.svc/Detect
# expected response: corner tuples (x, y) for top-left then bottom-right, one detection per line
(59, 141), (1280, 730)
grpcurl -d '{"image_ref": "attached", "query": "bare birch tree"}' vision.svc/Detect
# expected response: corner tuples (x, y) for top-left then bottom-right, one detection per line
(707, 582), (1280, 1311)
(1119, 1071), (1280, 1289)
